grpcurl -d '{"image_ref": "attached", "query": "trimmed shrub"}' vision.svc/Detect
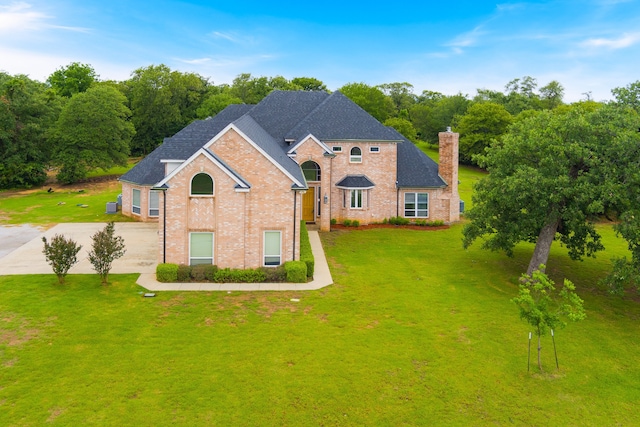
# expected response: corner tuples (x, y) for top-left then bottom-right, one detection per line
(382, 217), (388, 224)
(352, 220), (360, 227)
(285, 261), (307, 283)
(330, 218), (337, 225)
(300, 221), (315, 278)
(214, 268), (266, 283)
(177, 264), (191, 282)
(191, 264), (216, 281)
(260, 266), (287, 282)
(389, 216), (410, 225)
(156, 263), (178, 282)
(342, 219), (352, 226)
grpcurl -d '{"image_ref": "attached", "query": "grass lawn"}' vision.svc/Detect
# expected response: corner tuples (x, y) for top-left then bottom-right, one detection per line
(0, 180), (133, 224)
(1, 224), (639, 425)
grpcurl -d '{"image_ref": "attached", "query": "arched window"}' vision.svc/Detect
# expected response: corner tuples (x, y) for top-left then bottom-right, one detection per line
(350, 147), (362, 163)
(301, 161), (321, 182)
(191, 173), (214, 195)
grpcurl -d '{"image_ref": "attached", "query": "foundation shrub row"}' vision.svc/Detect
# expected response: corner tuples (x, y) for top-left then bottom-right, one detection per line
(156, 263), (303, 283)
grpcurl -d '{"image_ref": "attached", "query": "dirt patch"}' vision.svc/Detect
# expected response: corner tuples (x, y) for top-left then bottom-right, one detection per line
(0, 175), (121, 198)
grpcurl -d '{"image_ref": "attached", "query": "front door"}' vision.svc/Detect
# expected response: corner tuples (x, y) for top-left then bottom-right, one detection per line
(302, 187), (315, 222)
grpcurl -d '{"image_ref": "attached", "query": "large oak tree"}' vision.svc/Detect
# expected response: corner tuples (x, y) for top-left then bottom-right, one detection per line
(463, 103), (640, 275)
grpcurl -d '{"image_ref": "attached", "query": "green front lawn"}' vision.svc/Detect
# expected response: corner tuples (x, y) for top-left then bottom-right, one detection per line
(0, 182), (133, 224)
(1, 225), (638, 425)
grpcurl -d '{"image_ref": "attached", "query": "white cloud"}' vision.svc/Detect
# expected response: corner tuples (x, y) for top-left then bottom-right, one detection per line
(582, 32), (640, 49)
(0, 1), (88, 34)
(175, 57), (212, 65)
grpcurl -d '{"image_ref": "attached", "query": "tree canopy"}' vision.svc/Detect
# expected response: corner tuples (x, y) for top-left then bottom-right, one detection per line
(47, 62), (98, 98)
(463, 104), (640, 275)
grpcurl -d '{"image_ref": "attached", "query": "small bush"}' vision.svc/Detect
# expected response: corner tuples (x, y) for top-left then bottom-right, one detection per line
(204, 265), (218, 281)
(42, 234), (82, 284)
(342, 219), (352, 226)
(156, 263), (178, 282)
(352, 220), (360, 227)
(415, 219), (427, 226)
(389, 216), (410, 225)
(330, 218), (337, 225)
(260, 266), (287, 282)
(177, 264), (191, 282)
(285, 261), (307, 283)
(191, 264), (214, 281)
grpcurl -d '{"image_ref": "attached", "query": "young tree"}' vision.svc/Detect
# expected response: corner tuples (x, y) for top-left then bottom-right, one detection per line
(42, 234), (82, 284)
(384, 117), (417, 141)
(88, 222), (126, 285)
(463, 104), (640, 275)
(50, 85), (133, 184)
(291, 77), (327, 92)
(512, 267), (585, 371)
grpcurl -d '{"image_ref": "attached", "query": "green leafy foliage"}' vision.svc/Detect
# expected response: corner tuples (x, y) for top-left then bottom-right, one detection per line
(50, 85), (133, 184)
(42, 234), (82, 284)
(384, 117), (418, 141)
(454, 102), (513, 165)
(156, 263), (178, 282)
(463, 103), (640, 274)
(512, 266), (585, 371)
(87, 222), (126, 284)
(338, 82), (394, 122)
(47, 62), (98, 97)
(300, 221), (315, 277)
(284, 260), (307, 283)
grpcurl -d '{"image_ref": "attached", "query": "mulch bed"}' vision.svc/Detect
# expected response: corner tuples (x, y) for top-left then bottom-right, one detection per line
(330, 223), (450, 231)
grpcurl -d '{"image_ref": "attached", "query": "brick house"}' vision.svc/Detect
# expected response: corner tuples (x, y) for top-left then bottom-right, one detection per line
(120, 90), (460, 269)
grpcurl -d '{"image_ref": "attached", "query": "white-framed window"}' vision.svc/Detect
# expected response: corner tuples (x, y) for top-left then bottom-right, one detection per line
(350, 189), (363, 209)
(191, 173), (214, 196)
(404, 192), (429, 218)
(263, 231), (282, 266)
(332, 146), (342, 153)
(369, 146), (380, 153)
(132, 188), (141, 215)
(350, 147), (362, 163)
(149, 190), (160, 217)
(189, 232), (214, 265)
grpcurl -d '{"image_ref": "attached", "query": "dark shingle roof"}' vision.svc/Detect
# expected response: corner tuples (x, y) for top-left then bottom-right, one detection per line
(335, 175), (376, 189)
(286, 92), (402, 142)
(395, 129), (446, 188)
(120, 105), (252, 185)
(121, 92), (443, 191)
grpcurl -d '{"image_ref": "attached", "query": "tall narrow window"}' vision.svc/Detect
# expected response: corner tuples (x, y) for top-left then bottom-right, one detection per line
(190, 232), (214, 265)
(132, 188), (141, 215)
(149, 190), (160, 217)
(350, 147), (362, 163)
(404, 193), (429, 217)
(191, 173), (214, 195)
(350, 189), (362, 209)
(264, 231), (282, 266)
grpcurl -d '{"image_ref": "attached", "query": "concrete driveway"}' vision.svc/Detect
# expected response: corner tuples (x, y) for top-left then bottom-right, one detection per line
(0, 223), (158, 275)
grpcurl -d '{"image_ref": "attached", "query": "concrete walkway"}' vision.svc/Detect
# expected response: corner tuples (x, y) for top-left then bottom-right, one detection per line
(0, 222), (333, 292)
(136, 230), (333, 291)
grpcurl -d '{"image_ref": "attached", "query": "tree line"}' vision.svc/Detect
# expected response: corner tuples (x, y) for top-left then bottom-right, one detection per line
(2, 61), (633, 188)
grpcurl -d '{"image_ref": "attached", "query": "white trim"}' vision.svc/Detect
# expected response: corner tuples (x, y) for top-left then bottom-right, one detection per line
(149, 189), (160, 217)
(205, 123), (305, 188)
(350, 189), (363, 209)
(288, 134), (332, 156)
(350, 146), (362, 163)
(190, 172), (215, 196)
(155, 148), (250, 190)
(332, 146), (342, 152)
(132, 188), (141, 215)
(263, 230), (282, 266)
(369, 146), (380, 153)
(404, 192), (429, 218)
(189, 232), (214, 265)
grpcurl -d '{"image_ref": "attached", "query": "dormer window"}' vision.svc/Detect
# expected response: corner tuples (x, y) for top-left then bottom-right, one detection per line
(350, 147), (362, 163)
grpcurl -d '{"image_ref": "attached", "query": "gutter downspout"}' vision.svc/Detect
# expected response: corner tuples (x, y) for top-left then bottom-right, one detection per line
(396, 181), (399, 218)
(293, 190), (297, 261)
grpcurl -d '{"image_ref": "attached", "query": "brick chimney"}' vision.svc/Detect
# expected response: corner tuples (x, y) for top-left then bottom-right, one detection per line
(438, 128), (460, 222)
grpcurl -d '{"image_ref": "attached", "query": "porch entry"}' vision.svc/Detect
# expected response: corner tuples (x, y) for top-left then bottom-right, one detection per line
(301, 160), (321, 223)
(302, 187), (315, 222)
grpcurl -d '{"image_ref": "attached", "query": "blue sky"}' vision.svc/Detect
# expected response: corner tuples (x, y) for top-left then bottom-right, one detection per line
(1, 0), (640, 102)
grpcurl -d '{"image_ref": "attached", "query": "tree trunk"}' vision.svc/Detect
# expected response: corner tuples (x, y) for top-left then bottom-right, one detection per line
(527, 218), (561, 275)
(537, 326), (542, 372)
